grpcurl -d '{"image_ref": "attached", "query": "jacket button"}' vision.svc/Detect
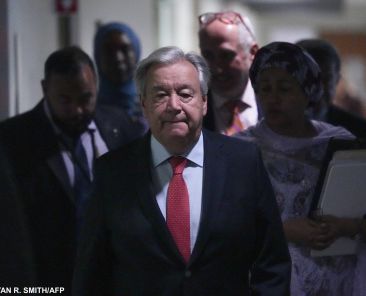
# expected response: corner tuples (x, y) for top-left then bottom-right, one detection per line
(185, 270), (191, 278)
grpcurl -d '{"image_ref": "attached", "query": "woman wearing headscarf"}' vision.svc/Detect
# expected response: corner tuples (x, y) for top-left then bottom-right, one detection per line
(94, 22), (147, 131)
(235, 42), (362, 296)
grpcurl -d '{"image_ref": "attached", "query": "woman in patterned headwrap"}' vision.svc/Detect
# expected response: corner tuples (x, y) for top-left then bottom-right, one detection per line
(235, 42), (362, 296)
(94, 22), (147, 131)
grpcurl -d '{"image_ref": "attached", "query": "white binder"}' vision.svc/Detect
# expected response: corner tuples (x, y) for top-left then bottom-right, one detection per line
(311, 150), (366, 257)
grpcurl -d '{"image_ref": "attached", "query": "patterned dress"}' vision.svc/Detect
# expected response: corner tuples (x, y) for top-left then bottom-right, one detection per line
(353, 245), (366, 296)
(236, 119), (358, 296)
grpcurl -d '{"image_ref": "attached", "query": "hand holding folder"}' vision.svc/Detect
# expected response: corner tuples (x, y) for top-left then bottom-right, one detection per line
(310, 146), (366, 257)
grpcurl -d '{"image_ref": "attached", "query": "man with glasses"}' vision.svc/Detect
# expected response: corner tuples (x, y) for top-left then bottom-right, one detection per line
(199, 11), (260, 135)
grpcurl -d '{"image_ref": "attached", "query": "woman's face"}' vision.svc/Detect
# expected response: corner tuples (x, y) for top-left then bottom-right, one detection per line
(99, 30), (137, 84)
(256, 67), (309, 131)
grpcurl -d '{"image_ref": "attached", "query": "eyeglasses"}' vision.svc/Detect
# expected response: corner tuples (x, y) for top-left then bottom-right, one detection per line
(198, 11), (255, 39)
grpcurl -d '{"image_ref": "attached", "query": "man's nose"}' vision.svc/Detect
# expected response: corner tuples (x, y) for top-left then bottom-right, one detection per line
(115, 51), (126, 63)
(266, 91), (281, 104)
(166, 95), (182, 111)
(75, 105), (85, 116)
(211, 62), (224, 75)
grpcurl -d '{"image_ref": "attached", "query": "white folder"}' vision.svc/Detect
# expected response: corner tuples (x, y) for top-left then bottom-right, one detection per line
(311, 150), (366, 257)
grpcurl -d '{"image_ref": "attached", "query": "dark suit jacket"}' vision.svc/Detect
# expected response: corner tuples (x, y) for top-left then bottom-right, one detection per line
(326, 104), (366, 138)
(203, 91), (262, 132)
(72, 130), (291, 296)
(0, 144), (36, 286)
(0, 100), (144, 294)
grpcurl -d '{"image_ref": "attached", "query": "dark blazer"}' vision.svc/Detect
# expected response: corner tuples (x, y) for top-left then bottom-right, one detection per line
(0, 100), (144, 294)
(326, 104), (366, 138)
(0, 144), (36, 286)
(203, 91), (263, 132)
(73, 129), (291, 296)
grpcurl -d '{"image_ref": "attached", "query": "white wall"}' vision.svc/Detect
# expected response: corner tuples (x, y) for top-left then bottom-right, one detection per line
(7, 0), (58, 116)
(0, 0), (9, 119)
(248, 1), (366, 45)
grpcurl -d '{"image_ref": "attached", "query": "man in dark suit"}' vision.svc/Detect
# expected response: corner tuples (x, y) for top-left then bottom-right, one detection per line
(296, 38), (366, 138)
(72, 46), (291, 295)
(198, 11), (261, 135)
(0, 46), (143, 294)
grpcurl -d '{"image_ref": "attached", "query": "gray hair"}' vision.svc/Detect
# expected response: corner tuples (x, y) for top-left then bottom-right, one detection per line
(135, 46), (210, 97)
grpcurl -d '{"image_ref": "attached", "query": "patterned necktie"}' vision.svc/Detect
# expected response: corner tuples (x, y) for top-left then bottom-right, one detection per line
(224, 100), (247, 136)
(73, 136), (92, 236)
(167, 156), (190, 263)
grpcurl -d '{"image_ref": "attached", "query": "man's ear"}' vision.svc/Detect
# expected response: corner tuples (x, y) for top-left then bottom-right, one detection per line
(202, 95), (208, 116)
(140, 95), (148, 118)
(41, 79), (47, 96)
(140, 95), (145, 107)
(249, 44), (259, 61)
(336, 73), (341, 84)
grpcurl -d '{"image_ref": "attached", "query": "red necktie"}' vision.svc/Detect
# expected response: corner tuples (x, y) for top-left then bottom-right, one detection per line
(167, 157), (190, 263)
(224, 100), (247, 136)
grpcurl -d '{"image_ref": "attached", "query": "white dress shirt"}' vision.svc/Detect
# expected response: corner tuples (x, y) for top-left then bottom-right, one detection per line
(212, 80), (258, 134)
(44, 100), (108, 185)
(151, 133), (204, 252)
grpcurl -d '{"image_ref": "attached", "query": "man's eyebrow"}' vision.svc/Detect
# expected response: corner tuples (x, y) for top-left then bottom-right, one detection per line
(151, 85), (167, 91)
(149, 84), (194, 92)
(178, 84), (194, 90)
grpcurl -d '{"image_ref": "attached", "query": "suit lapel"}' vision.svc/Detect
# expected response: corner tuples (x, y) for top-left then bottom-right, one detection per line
(189, 130), (227, 265)
(47, 154), (74, 202)
(94, 111), (120, 150)
(203, 91), (217, 132)
(132, 134), (185, 264)
(130, 131), (228, 265)
(33, 102), (74, 202)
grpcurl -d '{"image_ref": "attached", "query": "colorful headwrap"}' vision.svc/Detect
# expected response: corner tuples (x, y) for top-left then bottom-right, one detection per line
(94, 22), (141, 113)
(249, 41), (323, 103)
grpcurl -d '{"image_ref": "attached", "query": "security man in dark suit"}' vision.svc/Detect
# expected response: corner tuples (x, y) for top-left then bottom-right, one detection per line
(0, 46), (144, 294)
(296, 38), (366, 138)
(72, 46), (291, 296)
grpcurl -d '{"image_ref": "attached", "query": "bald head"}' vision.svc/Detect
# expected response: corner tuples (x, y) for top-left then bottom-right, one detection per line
(199, 17), (258, 99)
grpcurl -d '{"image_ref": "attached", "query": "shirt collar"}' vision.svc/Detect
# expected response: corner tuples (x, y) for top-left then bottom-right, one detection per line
(151, 132), (204, 168)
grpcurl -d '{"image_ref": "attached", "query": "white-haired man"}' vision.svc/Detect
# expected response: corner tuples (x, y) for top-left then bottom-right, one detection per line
(72, 46), (290, 296)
